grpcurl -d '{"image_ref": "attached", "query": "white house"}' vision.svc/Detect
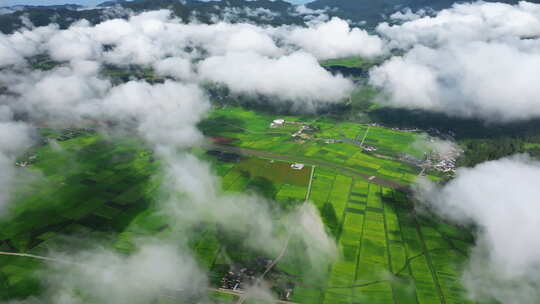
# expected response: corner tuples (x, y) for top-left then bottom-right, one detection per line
(270, 119), (285, 128)
(291, 163), (304, 170)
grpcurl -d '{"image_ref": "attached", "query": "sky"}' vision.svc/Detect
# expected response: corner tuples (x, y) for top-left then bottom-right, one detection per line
(2, 0), (311, 7)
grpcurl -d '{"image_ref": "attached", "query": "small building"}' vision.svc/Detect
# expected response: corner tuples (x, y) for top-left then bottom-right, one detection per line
(270, 119), (285, 128)
(291, 163), (304, 170)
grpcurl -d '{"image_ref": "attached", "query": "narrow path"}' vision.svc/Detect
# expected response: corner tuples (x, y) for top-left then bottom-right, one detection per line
(236, 166), (316, 304)
(206, 144), (409, 192)
(0, 251), (297, 303)
(0, 251), (78, 265)
(380, 187), (398, 304)
(359, 126), (371, 147)
(305, 165), (316, 202)
(235, 233), (292, 304)
(413, 218), (446, 304)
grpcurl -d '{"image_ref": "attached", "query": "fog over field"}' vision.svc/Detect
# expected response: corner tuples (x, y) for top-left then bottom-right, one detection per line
(0, 10), (369, 303)
(416, 155), (540, 303)
(1, 1), (540, 303)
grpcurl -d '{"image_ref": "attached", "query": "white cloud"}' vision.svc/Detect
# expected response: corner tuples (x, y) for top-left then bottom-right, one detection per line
(370, 1), (540, 121)
(283, 17), (386, 60)
(198, 51), (354, 108)
(0, 25), (56, 67)
(0, 113), (33, 214)
(389, 8), (431, 22)
(415, 155), (540, 303)
(46, 242), (207, 304)
(102, 80), (209, 147)
(378, 1), (540, 49)
(153, 57), (193, 80)
(370, 41), (540, 121)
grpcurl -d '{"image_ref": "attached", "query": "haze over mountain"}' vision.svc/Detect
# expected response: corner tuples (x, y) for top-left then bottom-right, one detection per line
(5, 0), (540, 34)
(307, 0), (540, 27)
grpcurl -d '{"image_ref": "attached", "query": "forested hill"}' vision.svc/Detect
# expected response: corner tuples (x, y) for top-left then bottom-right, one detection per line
(0, 0), (304, 34)
(307, 0), (540, 28)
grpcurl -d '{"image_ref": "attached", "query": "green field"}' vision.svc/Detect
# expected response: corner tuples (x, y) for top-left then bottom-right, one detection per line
(320, 56), (379, 69)
(207, 156), (474, 304)
(200, 107), (435, 185)
(0, 113), (472, 303)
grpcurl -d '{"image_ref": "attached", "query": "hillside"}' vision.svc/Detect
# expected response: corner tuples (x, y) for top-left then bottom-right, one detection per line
(308, 0), (540, 27)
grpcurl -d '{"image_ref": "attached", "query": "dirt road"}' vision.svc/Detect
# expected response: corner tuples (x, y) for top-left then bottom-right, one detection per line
(206, 144), (410, 192)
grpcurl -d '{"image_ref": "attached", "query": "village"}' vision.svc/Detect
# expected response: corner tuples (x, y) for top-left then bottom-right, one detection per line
(219, 258), (294, 301)
(270, 119), (378, 153)
(270, 119), (462, 175)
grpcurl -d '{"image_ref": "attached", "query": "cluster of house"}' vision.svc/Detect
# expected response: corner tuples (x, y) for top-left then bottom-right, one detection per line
(431, 148), (462, 173)
(270, 119), (319, 140)
(15, 155), (37, 167)
(220, 258), (273, 291)
(391, 127), (421, 132)
(292, 125), (317, 139)
(363, 145), (377, 152)
(56, 128), (93, 141)
(220, 270), (244, 291)
(433, 158), (457, 173)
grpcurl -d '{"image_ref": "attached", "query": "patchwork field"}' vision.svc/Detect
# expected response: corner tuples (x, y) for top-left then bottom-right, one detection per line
(0, 130), (161, 299)
(207, 154), (475, 304)
(1, 115), (471, 304)
(200, 107), (436, 185)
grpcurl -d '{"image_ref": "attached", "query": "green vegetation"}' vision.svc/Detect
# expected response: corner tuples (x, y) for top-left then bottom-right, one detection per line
(1, 107), (473, 304)
(200, 106), (428, 185)
(1, 130), (159, 299)
(321, 56), (379, 69)
(208, 156), (474, 304)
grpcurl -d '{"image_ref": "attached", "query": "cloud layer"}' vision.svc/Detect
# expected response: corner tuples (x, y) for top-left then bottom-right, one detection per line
(371, 1), (540, 121)
(0, 10), (385, 106)
(0, 9), (354, 303)
(415, 155), (540, 303)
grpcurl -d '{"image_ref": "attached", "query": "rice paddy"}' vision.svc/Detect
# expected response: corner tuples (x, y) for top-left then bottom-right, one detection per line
(209, 157), (474, 304)
(0, 109), (473, 303)
(200, 107), (435, 185)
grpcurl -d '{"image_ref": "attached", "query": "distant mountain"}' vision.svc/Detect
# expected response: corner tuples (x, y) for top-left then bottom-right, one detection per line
(5, 0), (540, 35)
(0, 0), (306, 34)
(307, 0), (540, 28)
(1, 4), (83, 11)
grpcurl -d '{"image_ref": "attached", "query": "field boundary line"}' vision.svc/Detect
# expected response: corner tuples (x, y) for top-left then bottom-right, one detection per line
(0, 251), (78, 264)
(392, 191), (420, 303)
(319, 171), (338, 304)
(380, 187), (398, 304)
(352, 180), (368, 300)
(305, 165), (316, 202)
(413, 217), (446, 304)
(359, 126), (371, 147)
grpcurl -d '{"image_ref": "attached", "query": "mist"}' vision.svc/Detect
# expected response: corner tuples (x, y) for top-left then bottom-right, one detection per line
(415, 155), (540, 303)
(0, 8), (356, 303)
